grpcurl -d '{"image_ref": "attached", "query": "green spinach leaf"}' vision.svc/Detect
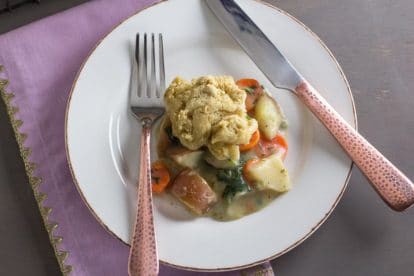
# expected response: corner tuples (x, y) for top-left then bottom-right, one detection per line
(217, 164), (251, 201)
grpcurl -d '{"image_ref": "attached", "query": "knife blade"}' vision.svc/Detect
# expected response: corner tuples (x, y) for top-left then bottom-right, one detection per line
(205, 0), (414, 211)
(205, 0), (302, 91)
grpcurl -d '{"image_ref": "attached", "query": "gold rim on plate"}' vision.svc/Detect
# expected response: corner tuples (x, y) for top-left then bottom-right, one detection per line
(65, 0), (357, 272)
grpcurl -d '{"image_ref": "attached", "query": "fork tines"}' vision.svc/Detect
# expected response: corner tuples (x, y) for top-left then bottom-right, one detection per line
(135, 33), (165, 99)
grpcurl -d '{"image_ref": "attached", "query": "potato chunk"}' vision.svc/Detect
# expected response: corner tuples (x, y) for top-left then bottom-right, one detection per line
(245, 154), (291, 192)
(204, 151), (239, 169)
(254, 94), (283, 140)
(167, 146), (204, 169)
(171, 169), (217, 215)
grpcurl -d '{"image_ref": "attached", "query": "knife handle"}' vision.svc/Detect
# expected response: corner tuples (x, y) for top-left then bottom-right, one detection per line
(295, 80), (414, 211)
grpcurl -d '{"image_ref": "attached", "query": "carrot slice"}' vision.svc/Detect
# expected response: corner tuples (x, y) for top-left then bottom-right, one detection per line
(151, 161), (171, 193)
(275, 134), (288, 151)
(236, 78), (259, 88)
(243, 158), (260, 187)
(239, 129), (260, 152)
(254, 134), (288, 160)
(236, 78), (263, 112)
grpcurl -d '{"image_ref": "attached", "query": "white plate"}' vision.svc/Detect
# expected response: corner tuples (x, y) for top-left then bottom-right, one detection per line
(66, 0), (356, 271)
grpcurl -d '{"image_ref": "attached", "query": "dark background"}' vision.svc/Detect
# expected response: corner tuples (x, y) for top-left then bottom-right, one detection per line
(0, 0), (413, 275)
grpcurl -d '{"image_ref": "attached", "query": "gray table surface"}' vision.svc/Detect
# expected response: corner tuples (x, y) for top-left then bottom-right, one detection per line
(0, 0), (413, 275)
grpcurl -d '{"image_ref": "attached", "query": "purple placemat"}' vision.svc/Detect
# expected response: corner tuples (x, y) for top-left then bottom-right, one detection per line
(0, 0), (275, 275)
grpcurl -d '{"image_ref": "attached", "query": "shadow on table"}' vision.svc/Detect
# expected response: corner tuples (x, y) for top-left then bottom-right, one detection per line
(0, 101), (61, 275)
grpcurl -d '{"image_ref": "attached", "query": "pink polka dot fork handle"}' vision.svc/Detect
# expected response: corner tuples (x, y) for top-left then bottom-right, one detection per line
(128, 126), (158, 276)
(296, 80), (414, 211)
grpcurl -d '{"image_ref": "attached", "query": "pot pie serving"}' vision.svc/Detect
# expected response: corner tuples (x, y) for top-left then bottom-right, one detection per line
(152, 75), (290, 220)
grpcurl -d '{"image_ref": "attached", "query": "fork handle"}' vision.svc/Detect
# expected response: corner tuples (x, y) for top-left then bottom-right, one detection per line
(295, 80), (414, 211)
(128, 120), (158, 276)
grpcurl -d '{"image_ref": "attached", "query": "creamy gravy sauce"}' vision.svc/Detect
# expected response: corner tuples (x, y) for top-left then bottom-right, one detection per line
(157, 120), (280, 221)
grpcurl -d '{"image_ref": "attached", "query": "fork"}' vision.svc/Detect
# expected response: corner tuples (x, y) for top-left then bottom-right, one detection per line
(128, 33), (165, 276)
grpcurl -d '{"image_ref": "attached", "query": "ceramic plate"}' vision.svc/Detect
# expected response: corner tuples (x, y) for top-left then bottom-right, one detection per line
(66, 0), (356, 271)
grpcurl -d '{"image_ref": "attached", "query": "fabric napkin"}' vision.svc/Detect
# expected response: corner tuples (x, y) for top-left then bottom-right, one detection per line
(0, 0), (275, 275)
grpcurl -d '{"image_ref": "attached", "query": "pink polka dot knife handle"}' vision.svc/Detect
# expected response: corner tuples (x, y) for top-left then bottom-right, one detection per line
(295, 80), (414, 211)
(128, 126), (158, 276)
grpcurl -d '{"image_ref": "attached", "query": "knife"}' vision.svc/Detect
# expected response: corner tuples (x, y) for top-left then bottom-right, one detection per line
(205, 0), (414, 211)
